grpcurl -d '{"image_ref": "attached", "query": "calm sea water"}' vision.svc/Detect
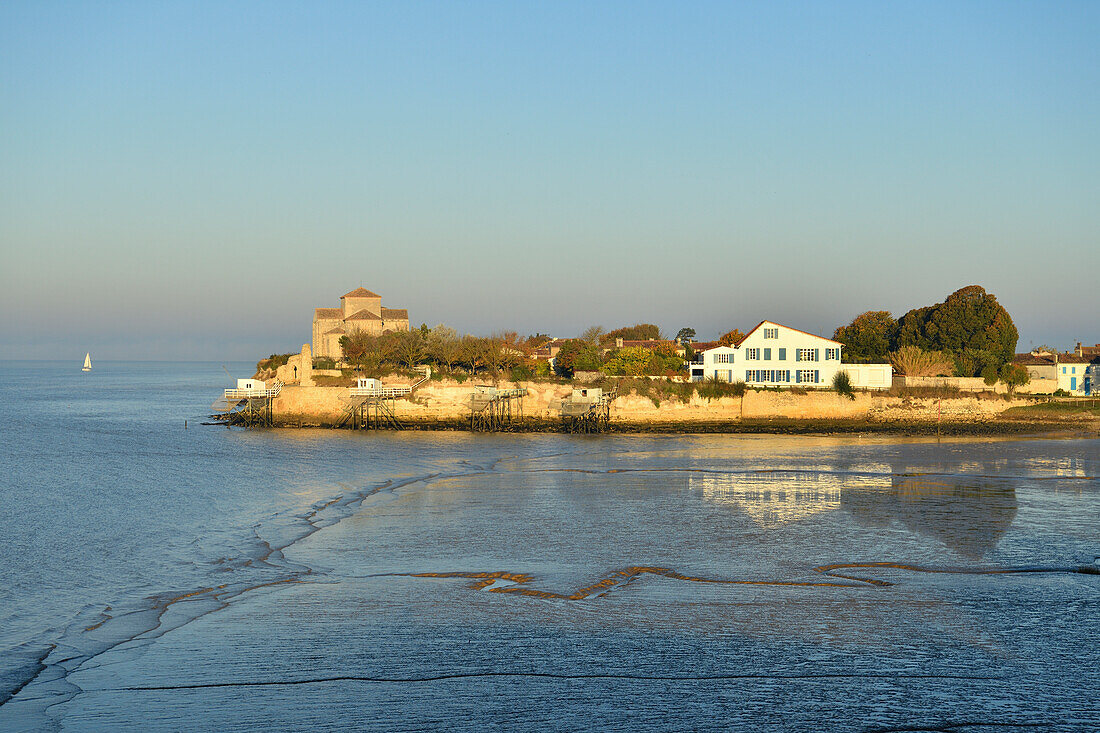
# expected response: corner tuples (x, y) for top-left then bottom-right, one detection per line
(1, 361), (1097, 732)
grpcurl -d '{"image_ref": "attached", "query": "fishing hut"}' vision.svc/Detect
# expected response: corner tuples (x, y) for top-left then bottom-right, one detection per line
(211, 379), (283, 427)
(336, 378), (412, 429)
(466, 385), (529, 431)
(558, 387), (616, 433)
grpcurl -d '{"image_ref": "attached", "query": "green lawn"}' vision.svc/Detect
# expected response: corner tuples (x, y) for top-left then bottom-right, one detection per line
(1002, 400), (1100, 418)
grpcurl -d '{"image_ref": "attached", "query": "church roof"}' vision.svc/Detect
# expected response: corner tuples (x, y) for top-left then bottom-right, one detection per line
(345, 309), (382, 321)
(323, 327), (346, 335)
(342, 287), (381, 299)
(314, 308), (343, 320)
(381, 307), (408, 319)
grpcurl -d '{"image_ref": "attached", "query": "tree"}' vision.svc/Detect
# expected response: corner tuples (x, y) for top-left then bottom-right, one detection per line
(675, 327), (696, 343)
(602, 347), (653, 376)
(603, 324), (661, 344)
(390, 330), (424, 368)
(718, 329), (746, 347)
(581, 325), (606, 346)
(554, 339), (602, 378)
(426, 325), (462, 371)
(832, 311), (898, 363)
(895, 286), (1019, 374)
(999, 363), (1030, 396)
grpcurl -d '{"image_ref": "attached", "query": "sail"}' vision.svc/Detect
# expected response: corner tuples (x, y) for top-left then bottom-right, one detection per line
(83, 353), (92, 370)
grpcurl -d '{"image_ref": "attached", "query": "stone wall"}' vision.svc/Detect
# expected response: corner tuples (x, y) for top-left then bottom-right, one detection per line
(892, 375), (1059, 395)
(269, 379), (1035, 427)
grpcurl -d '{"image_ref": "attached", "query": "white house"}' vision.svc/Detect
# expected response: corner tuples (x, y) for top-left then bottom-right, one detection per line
(1056, 355), (1092, 395)
(690, 320), (892, 390)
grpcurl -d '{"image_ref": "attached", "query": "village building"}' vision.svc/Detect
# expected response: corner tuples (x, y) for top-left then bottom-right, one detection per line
(690, 320), (892, 390)
(311, 287), (410, 359)
(1013, 350), (1095, 395)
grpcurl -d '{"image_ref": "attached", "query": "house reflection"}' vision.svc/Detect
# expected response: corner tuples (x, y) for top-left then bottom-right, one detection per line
(692, 461), (1019, 559)
(691, 465), (891, 527)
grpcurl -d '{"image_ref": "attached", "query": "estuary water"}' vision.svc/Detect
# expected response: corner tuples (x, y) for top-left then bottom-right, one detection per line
(0, 361), (1098, 732)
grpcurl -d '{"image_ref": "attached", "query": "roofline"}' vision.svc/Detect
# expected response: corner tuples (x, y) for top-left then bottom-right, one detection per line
(736, 320), (842, 347)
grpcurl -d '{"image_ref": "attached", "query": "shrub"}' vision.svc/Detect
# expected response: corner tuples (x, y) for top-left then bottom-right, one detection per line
(697, 377), (746, 401)
(832, 370), (855, 400)
(313, 357), (337, 370)
(889, 346), (954, 377)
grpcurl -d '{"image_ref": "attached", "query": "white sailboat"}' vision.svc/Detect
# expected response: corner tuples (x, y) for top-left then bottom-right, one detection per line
(82, 353), (92, 372)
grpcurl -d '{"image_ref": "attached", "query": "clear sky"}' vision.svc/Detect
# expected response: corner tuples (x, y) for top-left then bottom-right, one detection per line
(2, 1), (1097, 360)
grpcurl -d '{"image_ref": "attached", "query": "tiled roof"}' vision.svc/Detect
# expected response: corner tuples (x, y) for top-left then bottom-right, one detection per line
(381, 307), (408, 319)
(342, 287), (381, 299)
(1058, 353), (1092, 364)
(314, 308), (343, 320)
(1013, 353), (1056, 366)
(345, 309), (382, 321)
(323, 327), (346, 335)
(688, 341), (721, 351)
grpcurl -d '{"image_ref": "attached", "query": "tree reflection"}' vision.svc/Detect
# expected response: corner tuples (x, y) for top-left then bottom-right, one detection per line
(842, 463), (1017, 560)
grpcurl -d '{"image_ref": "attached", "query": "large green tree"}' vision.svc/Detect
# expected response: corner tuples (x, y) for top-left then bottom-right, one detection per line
(832, 311), (898, 363)
(895, 286), (1018, 375)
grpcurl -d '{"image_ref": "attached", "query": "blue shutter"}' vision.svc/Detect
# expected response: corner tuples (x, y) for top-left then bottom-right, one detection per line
(814, 349), (819, 362)
(795, 371), (801, 383)
(815, 370), (820, 384)
(795, 349), (801, 362)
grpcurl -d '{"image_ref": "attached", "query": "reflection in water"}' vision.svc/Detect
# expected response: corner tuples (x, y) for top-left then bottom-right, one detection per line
(843, 467), (1018, 560)
(692, 466), (891, 527)
(690, 461), (1019, 559)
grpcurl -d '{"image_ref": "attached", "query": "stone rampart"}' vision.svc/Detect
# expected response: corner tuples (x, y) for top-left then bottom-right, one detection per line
(269, 380), (1038, 428)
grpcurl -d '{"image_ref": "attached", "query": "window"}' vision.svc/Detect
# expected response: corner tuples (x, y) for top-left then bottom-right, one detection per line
(763, 348), (772, 360)
(778, 348), (786, 360)
(746, 348), (759, 360)
(825, 348), (840, 360)
(798, 348), (817, 362)
(1063, 367), (1067, 374)
(763, 327), (779, 339)
(714, 353), (733, 364)
(797, 369), (818, 384)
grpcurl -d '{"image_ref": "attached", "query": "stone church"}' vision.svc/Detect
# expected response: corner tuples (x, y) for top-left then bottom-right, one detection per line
(312, 287), (410, 358)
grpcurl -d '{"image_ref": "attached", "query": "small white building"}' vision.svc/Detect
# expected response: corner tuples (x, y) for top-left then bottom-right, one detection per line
(690, 320), (892, 390)
(356, 377), (381, 391)
(1056, 355), (1092, 395)
(237, 378), (266, 392)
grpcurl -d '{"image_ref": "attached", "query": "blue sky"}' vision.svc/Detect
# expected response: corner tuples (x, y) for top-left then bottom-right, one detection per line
(2, 1), (1097, 360)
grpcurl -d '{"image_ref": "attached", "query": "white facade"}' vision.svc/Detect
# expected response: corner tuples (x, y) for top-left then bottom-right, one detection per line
(236, 379), (266, 391)
(691, 321), (892, 390)
(1056, 360), (1091, 395)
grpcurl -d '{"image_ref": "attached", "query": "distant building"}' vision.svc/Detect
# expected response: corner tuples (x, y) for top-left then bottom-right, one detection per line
(1075, 342), (1100, 359)
(312, 287), (410, 359)
(690, 320), (892, 390)
(1056, 354), (1092, 395)
(1014, 351), (1094, 395)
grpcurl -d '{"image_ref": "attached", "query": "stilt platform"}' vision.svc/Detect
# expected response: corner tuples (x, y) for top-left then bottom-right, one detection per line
(558, 388), (617, 433)
(466, 386), (529, 431)
(210, 381), (283, 427)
